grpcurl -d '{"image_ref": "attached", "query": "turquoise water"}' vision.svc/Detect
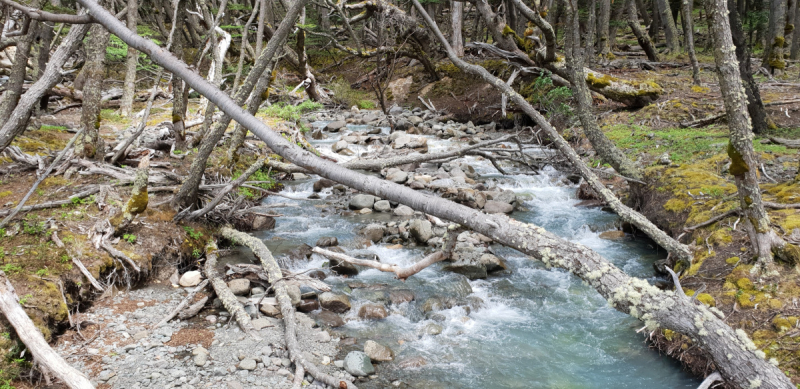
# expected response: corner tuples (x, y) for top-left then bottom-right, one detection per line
(246, 124), (699, 388)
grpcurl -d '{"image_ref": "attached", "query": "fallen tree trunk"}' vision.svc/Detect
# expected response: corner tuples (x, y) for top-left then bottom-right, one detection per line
(155, 279), (209, 327)
(0, 272), (94, 389)
(204, 241), (256, 336)
(313, 248), (447, 281)
(84, 1), (792, 385)
(219, 227), (357, 389)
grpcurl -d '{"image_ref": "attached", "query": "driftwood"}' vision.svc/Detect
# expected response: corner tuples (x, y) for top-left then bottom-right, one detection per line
(178, 296), (208, 320)
(0, 271), (94, 389)
(184, 157), (266, 220)
(219, 227), (356, 389)
(766, 137), (800, 148)
(682, 100), (800, 128)
(155, 279), (209, 327)
(0, 129), (84, 229)
(313, 248), (447, 281)
(204, 241), (257, 335)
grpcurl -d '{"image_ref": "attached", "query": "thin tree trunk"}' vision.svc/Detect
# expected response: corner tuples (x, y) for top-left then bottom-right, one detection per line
(762, 0), (787, 73)
(227, 59), (278, 163)
(171, 0), (310, 209)
(649, 0), (661, 43)
(656, 0), (680, 51)
(233, 0), (260, 91)
(608, 0), (625, 50)
(451, 0), (464, 56)
(728, 1), (773, 134)
(598, 0), (611, 55)
(705, 0), (800, 275)
(0, 19), (36, 125)
(77, 19), (110, 159)
(635, 0), (651, 25)
(256, 0), (266, 54)
(511, 0), (557, 62)
(120, 0), (138, 117)
(34, 21), (54, 114)
(791, 0), (800, 58)
(585, 0), (596, 55)
(681, 0), (700, 83)
(0, 22), (89, 154)
(86, 0), (797, 383)
(171, 0), (188, 151)
(627, 0), (659, 61)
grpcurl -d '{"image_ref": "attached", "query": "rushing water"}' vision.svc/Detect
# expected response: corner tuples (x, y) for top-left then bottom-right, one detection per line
(241, 121), (699, 388)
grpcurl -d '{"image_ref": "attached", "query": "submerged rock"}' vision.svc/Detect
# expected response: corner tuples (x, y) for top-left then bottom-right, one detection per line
(599, 231), (626, 240)
(315, 236), (338, 247)
(358, 303), (388, 320)
(344, 351), (374, 376)
(325, 120), (346, 132)
(313, 309), (345, 327)
(364, 340), (394, 362)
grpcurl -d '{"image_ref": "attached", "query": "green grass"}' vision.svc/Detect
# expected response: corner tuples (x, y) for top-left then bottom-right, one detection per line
(260, 100), (323, 121)
(39, 125), (67, 132)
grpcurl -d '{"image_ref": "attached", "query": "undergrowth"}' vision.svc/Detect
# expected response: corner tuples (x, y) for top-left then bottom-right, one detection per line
(260, 100), (322, 122)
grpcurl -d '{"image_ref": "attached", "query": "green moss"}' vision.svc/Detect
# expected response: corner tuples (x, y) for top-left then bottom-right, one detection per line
(723, 281), (737, 291)
(708, 228), (733, 246)
(768, 299), (784, 310)
(663, 329), (675, 341)
(586, 72), (614, 88)
(737, 292), (755, 308)
(736, 277), (754, 290)
(727, 141), (750, 176)
(726, 256), (741, 265)
(774, 36), (785, 47)
(773, 316), (792, 332)
(0, 191), (11, 198)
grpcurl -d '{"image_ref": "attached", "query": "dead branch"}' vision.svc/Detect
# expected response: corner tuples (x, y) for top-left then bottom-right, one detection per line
(183, 157), (266, 220)
(0, 271), (94, 389)
(178, 296), (208, 320)
(0, 187), (100, 217)
(313, 247), (446, 281)
(219, 227), (355, 389)
(766, 137), (800, 148)
(155, 279), (209, 327)
(204, 241), (257, 336)
(101, 240), (142, 272)
(684, 209), (740, 231)
(71, 257), (104, 292)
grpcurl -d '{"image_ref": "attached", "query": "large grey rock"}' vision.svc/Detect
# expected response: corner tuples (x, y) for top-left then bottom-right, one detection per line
(443, 261), (488, 280)
(385, 169), (408, 184)
(315, 237), (338, 247)
(349, 194), (376, 210)
(483, 200), (514, 214)
(343, 351), (374, 376)
(408, 115), (423, 125)
(227, 279), (251, 296)
(319, 292), (351, 313)
(313, 310), (345, 327)
(179, 271), (202, 287)
(364, 340), (394, 362)
(389, 105), (404, 115)
(394, 204), (415, 216)
(332, 140), (350, 154)
(238, 358), (257, 370)
(373, 200), (392, 212)
(325, 120), (346, 132)
(409, 219), (433, 243)
(361, 223), (385, 242)
(287, 284), (302, 306)
(389, 289), (415, 305)
(394, 119), (412, 132)
(480, 253), (507, 272)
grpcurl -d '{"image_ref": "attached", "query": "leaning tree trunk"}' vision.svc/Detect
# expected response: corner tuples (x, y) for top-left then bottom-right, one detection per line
(0, 23), (90, 154)
(565, 0), (644, 181)
(761, 0), (787, 73)
(84, 0), (797, 384)
(656, 0), (681, 51)
(598, 0), (611, 56)
(705, 0), (800, 276)
(77, 19), (109, 160)
(170, 0), (188, 151)
(120, 0), (138, 117)
(511, 0), (557, 62)
(451, 0), (464, 56)
(681, 0), (700, 84)
(626, 0), (659, 61)
(34, 21), (54, 115)
(171, 0), (310, 209)
(728, 1), (773, 134)
(227, 60), (278, 164)
(0, 19), (37, 125)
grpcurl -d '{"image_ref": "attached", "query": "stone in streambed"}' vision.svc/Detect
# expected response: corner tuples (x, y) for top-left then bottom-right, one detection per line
(599, 231), (626, 240)
(325, 120), (346, 132)
(313, 309), (345, 327)
(358, 303), (388, 320)
(483, 200), (513, 214)
(344, 351), (374, 376)
(315, 236), (338, 247)
(409, 219), (432, 242)
(394, 204), (415, 216)
(260, 303), (280, 317)
(349, 194), (376, 210)
(318, 292), (351, 313)
(287, 284), (302, 306)
(385, 169), (408, 184)
(389, 289), (415, 305)
(374, 200), (392, 212)
(238, 358), (257, 371)
(364, 340), (394, 362)
(313, 178), (336, 192)
(179, 271), (202, 287)
(361, 223), (385, 242)
(297, 299), (320, 312)
(227, 279), (251, 295)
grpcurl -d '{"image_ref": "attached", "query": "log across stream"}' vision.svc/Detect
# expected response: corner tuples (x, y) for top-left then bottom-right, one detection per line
(219, 119), (701, 387)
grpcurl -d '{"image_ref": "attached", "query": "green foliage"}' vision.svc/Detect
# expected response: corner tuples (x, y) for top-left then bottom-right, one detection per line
(123, 234), (137, 244)
(327, 78), (376, 109)
(192, 248), (202, 258)
(60, 255), (70, 264)
(520, 76), (573, 120)
(357, 100), (376, 109)
(35, 269), (48, 277)
(260, 100), (323, 121)
(1, 264), (21, 274)
(22, 219), (45, 235)
(235, 168), (276, 199)
(226, 3), (252, 11)
(106, 35), (128, 62)
(18, 294), (32, 305)
(183, 226), (203, 240)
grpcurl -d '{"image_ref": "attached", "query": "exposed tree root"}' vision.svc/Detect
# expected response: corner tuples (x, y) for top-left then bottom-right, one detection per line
(204, 241), (257, 336)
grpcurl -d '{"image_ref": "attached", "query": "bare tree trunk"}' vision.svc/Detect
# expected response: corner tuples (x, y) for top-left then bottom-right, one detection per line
(585, 0), (596, 55)
(728, 1), (773, 134)
(608, 1), (625, 50)
(681, 0), (700, 84)
(627, 0), (659, 61)
(227, 61), (277, 164)
(791, 0), (800, 58)
(77, 19), (110, 159)
(705, 0), (800, 275)
(635, 0), (651, 25)
(232, 0), (260, 91)
(762, 0), (787, 73)
(171, 0), (310, 209)
(0, 22), (89, 154)
(85, 0), (797, 383)
(171, 0), (188, 151)
(120, 0), (138, 117)
(34, 21), (54, 114)
(656, 0), (680, 51)
(598, 0), (611, 56)
(451, 0), (464, 56)
(0, 19), (36, 124)
(256, 0), (266, 54)
(511, 0), (557, 62)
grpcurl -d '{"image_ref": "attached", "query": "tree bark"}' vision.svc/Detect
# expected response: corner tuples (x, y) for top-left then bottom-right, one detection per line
(227, 60), (278, 163)
(86, 0), (796, 383)
(761, 0), (787, 73)
(656, 0), (680, 51)
(34, 21), (55, 115)
(171, 0), (188, 151)
(0, 19), (36, 125)
(791, 0), (800, 59)
(171, 0), (310, 209)
(77, 19), (110, 160)
(681, 0), (700, 84)
(451, 0), (464, 56)
(705, 0), (800, 275)
(728, 1), (773, 134)
(585, 0), (597, 55)
(256, 0), (267, 55)
(626, 0), (659, 61)
(0, 272), (94, 389)
(598, 0), (611, 56)
(120, 0), (138, 117)
(511, 0), (556, 62)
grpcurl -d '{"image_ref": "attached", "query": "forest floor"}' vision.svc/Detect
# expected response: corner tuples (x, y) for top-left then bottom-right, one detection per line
(0, 48), (798, 387)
